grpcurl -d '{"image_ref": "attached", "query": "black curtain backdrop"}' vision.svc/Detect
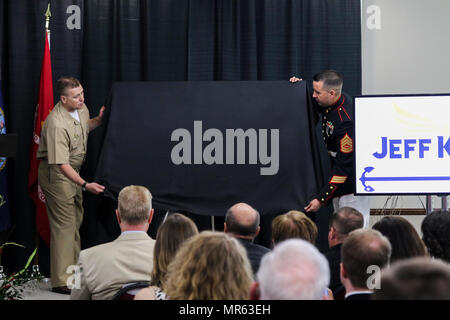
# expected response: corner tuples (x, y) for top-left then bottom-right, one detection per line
(0, 0), (361, 274)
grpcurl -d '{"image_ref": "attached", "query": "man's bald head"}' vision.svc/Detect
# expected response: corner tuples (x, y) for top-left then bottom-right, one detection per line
(225, 203), (260, 237)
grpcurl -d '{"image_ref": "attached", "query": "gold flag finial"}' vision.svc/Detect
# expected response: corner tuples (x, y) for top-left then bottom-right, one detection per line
(45, 3), (51, 31)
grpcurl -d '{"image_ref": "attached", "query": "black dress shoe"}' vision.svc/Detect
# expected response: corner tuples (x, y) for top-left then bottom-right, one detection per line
(52, 286), (71, 294)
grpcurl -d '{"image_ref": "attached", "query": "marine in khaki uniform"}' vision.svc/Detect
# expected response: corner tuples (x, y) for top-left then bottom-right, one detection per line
(37, 77), (105, 294)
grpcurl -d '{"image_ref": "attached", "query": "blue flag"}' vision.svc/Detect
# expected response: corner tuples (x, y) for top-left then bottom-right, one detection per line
(0, 80), (11, 232)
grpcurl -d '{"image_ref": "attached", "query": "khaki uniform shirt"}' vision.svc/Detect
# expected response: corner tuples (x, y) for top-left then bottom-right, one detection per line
(69, 232), (156, 300)
(37, 101), (90, 170)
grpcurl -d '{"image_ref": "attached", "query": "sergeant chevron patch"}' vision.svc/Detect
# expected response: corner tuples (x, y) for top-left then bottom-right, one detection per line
(340, 133), (353, 153)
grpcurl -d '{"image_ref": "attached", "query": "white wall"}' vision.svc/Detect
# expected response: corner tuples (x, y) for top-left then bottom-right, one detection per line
(362, 0), (450, 95)
(361, 0), (450, 211)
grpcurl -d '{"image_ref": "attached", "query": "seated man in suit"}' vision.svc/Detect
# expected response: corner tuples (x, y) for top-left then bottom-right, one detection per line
(224, 203), (270, 276)
(340, 229), (391, 300)
(70, 185), (155, 300)
(324, 206), (364, 296)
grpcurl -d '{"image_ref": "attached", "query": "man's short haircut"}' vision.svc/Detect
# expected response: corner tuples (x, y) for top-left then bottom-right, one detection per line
(313, 70), (343, 93)
(341, 229), (392, 288)
(257, 239), (330, 300)
(117, 185), (152, 225)
(57, 77), (81, 96)
(272, 210), (318, 245)
(225, 206), (260, 236)
(329, 206), (364, 240)
(373, 257), (450, 300)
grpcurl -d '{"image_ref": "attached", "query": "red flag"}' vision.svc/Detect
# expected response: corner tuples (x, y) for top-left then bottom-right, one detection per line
(28, 30), (53, 246)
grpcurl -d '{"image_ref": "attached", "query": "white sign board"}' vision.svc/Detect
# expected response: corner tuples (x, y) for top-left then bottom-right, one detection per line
(354, 95), (450, 194)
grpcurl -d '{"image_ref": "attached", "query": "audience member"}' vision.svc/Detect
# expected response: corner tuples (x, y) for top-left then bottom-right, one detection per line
(70, 185), (155, 300)
(324, 207), (364, 295)
(164, 231), (253, 300)
(251, 239), (330, 300)
(224, 203), (270, 275)
(271, 210), (318, 246)
(372, 216), (427, 263)
(340, 229), (391, 300)
(421, 210), (450, 263)
(372, 257), (450, 300)
(134, 213), (199, 300)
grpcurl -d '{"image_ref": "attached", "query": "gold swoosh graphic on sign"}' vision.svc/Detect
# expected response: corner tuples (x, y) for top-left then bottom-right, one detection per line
(393, 103), (450, 134)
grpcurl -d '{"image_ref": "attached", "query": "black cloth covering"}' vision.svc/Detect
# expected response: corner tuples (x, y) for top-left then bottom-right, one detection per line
(95, 80), (323, 216)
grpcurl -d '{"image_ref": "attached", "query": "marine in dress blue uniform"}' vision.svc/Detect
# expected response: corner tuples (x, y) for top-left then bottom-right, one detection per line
(294, 71), (370, 226)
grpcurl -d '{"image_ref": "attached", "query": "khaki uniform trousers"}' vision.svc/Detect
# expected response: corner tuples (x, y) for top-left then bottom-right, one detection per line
(38, 159), (84, 288)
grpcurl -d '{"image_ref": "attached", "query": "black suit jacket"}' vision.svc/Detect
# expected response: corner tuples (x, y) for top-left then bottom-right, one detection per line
(324, 243), (342, 293)
(237, 238), (271, 275)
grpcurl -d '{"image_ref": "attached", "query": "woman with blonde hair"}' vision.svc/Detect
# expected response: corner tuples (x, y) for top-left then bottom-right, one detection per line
(134, 213), (198, 300)
(164, 231), (254, 300)
(272, 210), (318, 246)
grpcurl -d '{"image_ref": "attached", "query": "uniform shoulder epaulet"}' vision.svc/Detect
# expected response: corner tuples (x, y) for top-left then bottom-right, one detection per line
(337, 106), (351, 122)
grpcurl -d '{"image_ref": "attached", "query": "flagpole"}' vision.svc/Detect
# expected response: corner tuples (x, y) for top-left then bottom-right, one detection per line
(34, 2), (52, 269)
(45, 4), (51, 46)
